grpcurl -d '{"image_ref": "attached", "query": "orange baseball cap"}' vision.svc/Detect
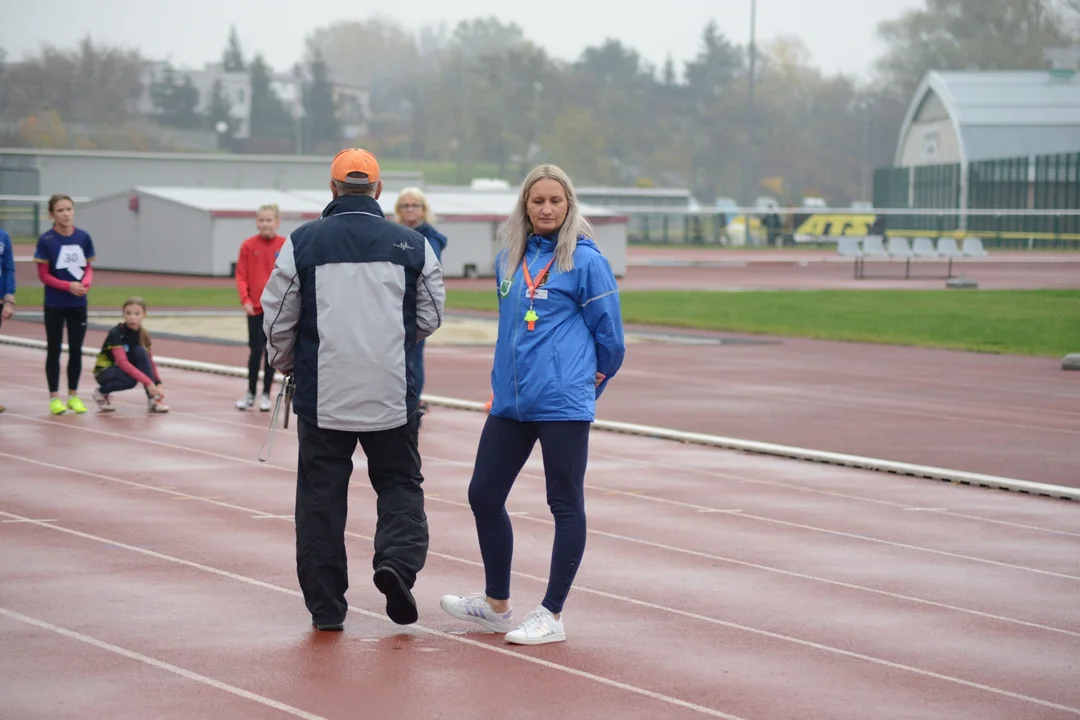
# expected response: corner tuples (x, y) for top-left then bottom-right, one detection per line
(331, 148), (380, 185)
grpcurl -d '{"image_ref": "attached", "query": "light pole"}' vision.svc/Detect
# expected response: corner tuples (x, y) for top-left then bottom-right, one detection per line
(860, 100), (871, 202)
(741, 0), (757, 244)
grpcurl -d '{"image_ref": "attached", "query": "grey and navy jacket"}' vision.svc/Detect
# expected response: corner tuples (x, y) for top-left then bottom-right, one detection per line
(261, 194), (446, 432)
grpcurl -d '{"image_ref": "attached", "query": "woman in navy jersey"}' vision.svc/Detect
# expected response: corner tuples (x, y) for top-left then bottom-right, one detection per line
(34, 194), (95, 415)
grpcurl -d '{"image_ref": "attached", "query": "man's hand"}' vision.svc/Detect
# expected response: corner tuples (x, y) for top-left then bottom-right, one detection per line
(595, 372), (606, 387)
(1, 300), (13, 321)
(69, 281), (88, 297)
(243, 301), (255, 316)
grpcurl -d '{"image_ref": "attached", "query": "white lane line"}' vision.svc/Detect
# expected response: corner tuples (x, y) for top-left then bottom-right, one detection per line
(5, 510), (1079, 718)
(17, 409), (1077, 580)
(0, 607), (327, 720)
(435, 410), (1080, 538)
(0, 511), (744, 720)
(586, 485), (1080, 582)
(0, 451), (275, 518)
(5, 441), (1080, 644)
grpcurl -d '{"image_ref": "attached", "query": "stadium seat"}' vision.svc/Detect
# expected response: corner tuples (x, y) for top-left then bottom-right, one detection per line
(912, 237), (938, 258)
(936, 237), (963, 278)
(886, 236), (914, 278)
(836, 236), (864, 278)
(962, 236), (989, 257)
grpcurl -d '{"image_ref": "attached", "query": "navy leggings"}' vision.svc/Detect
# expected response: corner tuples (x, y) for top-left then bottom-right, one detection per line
(97, 346), (154, 396)
(468, 415), (590, 614)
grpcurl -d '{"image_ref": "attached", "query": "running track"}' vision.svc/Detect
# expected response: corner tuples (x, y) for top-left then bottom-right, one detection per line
(2, 345), (1079, 719)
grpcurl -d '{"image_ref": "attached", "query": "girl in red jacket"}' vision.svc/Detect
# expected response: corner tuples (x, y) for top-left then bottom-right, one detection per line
(92, 297), (168, 413)
(234, 204), (286, 411)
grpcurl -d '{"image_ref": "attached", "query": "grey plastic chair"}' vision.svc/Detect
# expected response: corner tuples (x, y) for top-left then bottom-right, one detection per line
(912, 237), (938, 258)
(886, 236), (914, 278)
(837, 237), (864, 278)
(936, 237), (963, 278)
(962, 236), (989, 257)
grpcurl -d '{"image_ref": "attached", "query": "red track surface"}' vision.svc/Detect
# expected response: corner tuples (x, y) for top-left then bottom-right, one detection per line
(3, 315), (1078, 488)
(13, 248), (1080, 292)
(2, 344), (1080, 719)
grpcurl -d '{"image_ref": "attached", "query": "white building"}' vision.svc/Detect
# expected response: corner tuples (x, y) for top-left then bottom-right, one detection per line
(138, 62), (253, 139)
(77, 187), (327, 275)
(137, 61), (371, 143)
(73, 186), (628, 279)
(894, 70), (1080, 168)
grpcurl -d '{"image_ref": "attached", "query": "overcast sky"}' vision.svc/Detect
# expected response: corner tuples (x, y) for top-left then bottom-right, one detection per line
(3, 0), (921, 80)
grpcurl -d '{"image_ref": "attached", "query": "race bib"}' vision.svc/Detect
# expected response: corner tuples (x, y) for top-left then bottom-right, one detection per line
(57, 244), (87, 281)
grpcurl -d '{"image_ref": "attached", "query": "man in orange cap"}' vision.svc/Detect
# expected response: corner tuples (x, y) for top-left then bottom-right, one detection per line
(261, 147), (446, 632)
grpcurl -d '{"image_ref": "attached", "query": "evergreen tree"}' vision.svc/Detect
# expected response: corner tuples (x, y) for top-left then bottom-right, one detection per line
(302, 46), (341, 151)
(222, 26), (245, 71)
(248, 54), (293, 139)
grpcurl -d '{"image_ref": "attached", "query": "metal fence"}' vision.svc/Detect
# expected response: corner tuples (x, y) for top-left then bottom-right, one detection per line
(611, 205), (1080, 250)
(871, 150), (1080, 247)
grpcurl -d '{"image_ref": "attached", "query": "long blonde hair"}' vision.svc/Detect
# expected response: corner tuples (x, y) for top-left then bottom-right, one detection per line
(499, 164), (593, 276)
(395, 187), (437, 226)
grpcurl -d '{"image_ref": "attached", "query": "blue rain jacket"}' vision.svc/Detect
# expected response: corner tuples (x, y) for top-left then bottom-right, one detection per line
(490, 233), (625, 422)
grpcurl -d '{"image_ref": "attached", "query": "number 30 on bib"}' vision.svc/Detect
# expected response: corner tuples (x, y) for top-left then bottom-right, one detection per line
(57, 244), (87, 280)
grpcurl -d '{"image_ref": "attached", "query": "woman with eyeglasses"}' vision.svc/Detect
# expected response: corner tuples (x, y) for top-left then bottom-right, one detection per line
(394, 188), (448, 423)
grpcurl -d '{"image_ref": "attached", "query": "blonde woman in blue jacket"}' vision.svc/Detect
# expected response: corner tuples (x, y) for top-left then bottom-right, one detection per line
(440, 164), (625, 645)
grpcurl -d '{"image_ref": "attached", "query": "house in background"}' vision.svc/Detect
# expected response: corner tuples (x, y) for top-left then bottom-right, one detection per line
(136, 61), (371, 148)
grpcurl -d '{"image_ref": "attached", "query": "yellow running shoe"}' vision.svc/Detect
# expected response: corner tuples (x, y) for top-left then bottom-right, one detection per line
(49, 398), (67, 415)
(68, 396), (88, 414)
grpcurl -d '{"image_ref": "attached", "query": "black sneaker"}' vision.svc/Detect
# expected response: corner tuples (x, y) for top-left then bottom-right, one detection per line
(373, 565), (418, 625)
(312, 620), (344, 632)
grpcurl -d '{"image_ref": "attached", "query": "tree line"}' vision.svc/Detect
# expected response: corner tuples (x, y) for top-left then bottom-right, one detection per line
(1, 0), (1077, 204)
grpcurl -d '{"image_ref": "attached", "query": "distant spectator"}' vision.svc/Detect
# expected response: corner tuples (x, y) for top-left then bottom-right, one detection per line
(394, 187), (448, 421)
(0, 227), (15, 413)
(35, 194), (94, 416)
(234, 204), (286, 412)
(92, 297), (168, 414)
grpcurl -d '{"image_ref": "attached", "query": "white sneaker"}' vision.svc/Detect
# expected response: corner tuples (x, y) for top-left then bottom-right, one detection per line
(504, 606), (565, 645)
(236, 392), (254, 410)
(259, 393), (272, 412)
(439, 593), (514, 633)
(92, 389), (114, 412)
(148, 396), (170, 413)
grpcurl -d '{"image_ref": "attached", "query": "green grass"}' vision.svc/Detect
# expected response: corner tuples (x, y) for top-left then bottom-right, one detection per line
(10, 236), (35, 245)
(14, 286), (241, 309)
(10, 286), (1078, 357)
(445, 288), (1080, 357)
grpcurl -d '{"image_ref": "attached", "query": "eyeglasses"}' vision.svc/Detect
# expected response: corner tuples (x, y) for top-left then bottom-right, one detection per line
(399, 203), (422, 210)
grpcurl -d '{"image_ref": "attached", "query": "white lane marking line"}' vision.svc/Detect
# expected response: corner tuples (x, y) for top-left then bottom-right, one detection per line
(7, 510), (1080, 717)
(5, 447), (1079, 643)
(585, 485), (1080, 582)
(12, 410), (1080, 583)
(0, 452), (275, 518)
(0, 511), (743, 720)
(0, 606), (327, 720)
(2, 518), (59, 523)
(427, 494), (1080, 640)
(436, 417), (1080, 538)
(13, 368), (1078, 541)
